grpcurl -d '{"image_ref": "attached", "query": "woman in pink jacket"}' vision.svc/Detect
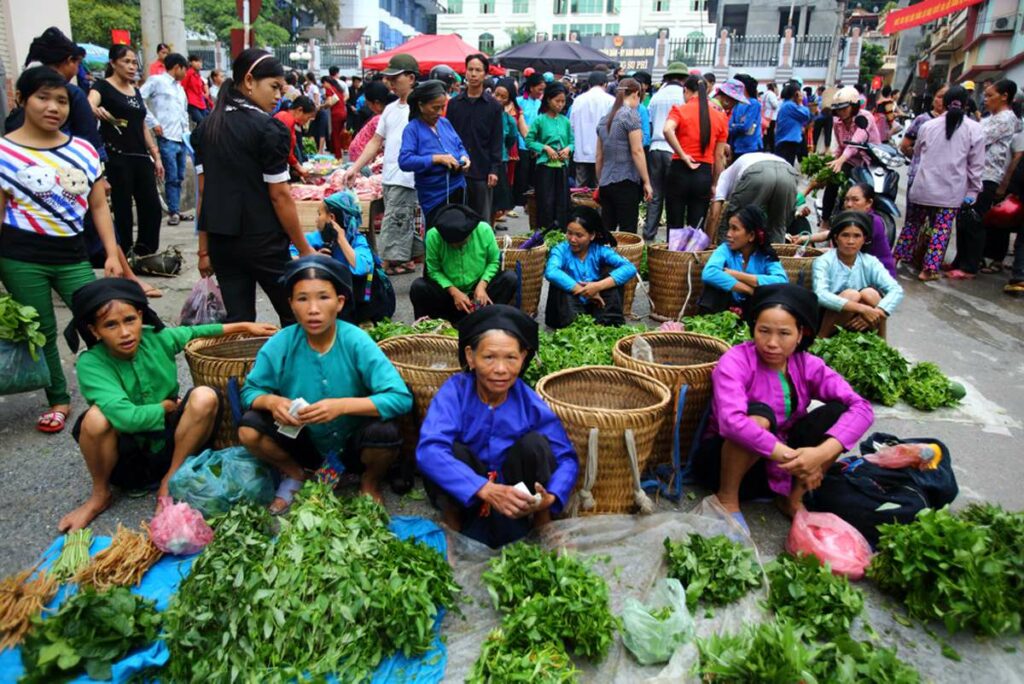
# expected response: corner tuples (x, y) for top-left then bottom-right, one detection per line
(692, 284), (874, 532)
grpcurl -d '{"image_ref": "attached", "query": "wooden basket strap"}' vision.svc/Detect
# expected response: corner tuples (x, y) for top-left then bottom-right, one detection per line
(675, 258), (696, 322)
(572, 427), (600, 516)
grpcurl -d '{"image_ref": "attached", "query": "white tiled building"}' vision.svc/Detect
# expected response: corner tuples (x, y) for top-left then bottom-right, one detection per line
(435, 0), (712, 55)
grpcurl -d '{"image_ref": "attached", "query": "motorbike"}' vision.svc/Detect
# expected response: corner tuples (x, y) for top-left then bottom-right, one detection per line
(845, 137), (906, 247)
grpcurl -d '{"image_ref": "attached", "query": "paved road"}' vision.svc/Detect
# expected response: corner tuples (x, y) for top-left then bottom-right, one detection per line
(1, 212), (1021, 681)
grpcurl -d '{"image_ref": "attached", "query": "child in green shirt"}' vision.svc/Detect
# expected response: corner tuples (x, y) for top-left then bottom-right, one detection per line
(59, 278), (275, 532)
(525, 82), (574, 232)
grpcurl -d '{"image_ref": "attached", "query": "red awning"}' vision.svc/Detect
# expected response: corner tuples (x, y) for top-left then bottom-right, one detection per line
(882, 0), (985, 35)
(361, 34), (505, 75)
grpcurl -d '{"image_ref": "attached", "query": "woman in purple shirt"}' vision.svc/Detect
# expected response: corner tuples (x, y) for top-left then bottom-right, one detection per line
(692, 284), (874, 531)
(843, 183), (897, 277)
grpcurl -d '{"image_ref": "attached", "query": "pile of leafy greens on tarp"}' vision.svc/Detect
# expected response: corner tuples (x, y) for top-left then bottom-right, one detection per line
(663, 535), (762, 609)
(0, 295), (46, 360)
(524, 315), (643, 387)
(366, 317), (458, 342)
(766, 553), (865, 641)
(682, 311), (751, 347)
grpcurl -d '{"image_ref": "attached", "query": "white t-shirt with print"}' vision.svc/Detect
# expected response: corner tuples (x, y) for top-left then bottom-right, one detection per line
(375, 101), (415, 189)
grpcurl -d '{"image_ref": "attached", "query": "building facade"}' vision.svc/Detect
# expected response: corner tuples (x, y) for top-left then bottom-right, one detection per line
(341, 0), (442, 51)
(706, 0), (842, 37)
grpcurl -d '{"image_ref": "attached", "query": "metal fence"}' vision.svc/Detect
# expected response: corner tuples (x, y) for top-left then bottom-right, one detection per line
(668, 36), (716, 67)
(729, 36), (779, 67)
(320, 43), (360, 69)
(792, 36), (835, 68)
(185, 46), (220, 70)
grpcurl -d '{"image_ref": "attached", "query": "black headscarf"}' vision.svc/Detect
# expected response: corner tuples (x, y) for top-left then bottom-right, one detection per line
(457, 304), (539, 376)
(281, 254), (353, 300)
(65, 278), (165, 353)
(432, 204), (482, 243)
(408, 79), (447, 121)
(746, 283), (819, 352)
(828, 210), (874, 248)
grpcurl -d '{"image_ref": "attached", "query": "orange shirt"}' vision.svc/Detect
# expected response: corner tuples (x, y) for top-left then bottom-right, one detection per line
(666, 98), (728, 164)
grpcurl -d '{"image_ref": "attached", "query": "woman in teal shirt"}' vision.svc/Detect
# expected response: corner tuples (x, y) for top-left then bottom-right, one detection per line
(525, 82), (574, 231)
(409, 204), (518, 323)
(701, 205), (788, 314)
(240, 255), (413, 512)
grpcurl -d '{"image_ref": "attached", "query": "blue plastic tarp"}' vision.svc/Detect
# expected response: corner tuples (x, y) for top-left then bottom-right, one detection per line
(0, 515), (448, 683)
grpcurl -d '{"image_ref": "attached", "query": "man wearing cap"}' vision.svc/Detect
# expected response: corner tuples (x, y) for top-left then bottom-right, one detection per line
(569, 71), (614, 188)
(343, 54), (422, 276)
(643, 62), (688, 241)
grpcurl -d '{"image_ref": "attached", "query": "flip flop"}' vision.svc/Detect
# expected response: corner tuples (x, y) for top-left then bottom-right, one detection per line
(385, 264), (414, 276)
(177, 212), (195, 221)
(1004, 281), (1024, 295)
(269, 477), (304, 515)
(37, 409), (68, 434)
(918, 270), (941, 282)
(945, 269), (976, 280)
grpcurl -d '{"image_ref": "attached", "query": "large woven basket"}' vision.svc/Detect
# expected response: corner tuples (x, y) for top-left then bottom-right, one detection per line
(773, 243), (823, 289)
(184, 334), (271, 448)
(646, 245), (715, 321)
(613, 332), (730, 470)
(377, 334), (461, 458)
(536, 366), (670, 515)
(611, 231), (644, 318)
(500, 235), (549, 317)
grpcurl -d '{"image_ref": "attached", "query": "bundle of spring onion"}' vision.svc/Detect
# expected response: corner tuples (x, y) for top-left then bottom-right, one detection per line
(49, 529), (93, 582)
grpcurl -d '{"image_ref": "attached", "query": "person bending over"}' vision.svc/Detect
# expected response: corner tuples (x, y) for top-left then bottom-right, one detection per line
(417, 305), (578, 548)
(700, 206), (788, 314)
(59, 278), (275, 531)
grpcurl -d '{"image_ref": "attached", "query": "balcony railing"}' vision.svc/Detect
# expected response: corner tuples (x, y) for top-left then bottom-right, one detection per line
(730, 35), (780, 67)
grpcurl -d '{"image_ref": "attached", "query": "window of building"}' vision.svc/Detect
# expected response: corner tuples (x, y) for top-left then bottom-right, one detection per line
(607, 0), (620, 13)
(605, 23), (620, 35)
(722, 4), (748, 35)
(553, 0), (569, 15)
(690, 0), (706, 11)
(479, 32), (495, 52)
(572, 0), (602, 12)
(480, 0), (493, 13)
(569, 23), (603, 36)
(513, 0), (529, 12)
(447, 0), (463, 13)
(552, 23), (568, 39)
(653, 0), (669, 12)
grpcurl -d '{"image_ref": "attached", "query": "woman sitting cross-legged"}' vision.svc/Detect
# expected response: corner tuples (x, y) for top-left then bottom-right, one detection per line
(58, 278), (276, 531)
(700, 205), (788, 314)
(813, 210), (903, 338)
(239, 255), (413, 513)
(417, 305), (579, 548)
(544, 205), (637, 329)
(409, 204), (518, 323)
(692, 284), (874, 532)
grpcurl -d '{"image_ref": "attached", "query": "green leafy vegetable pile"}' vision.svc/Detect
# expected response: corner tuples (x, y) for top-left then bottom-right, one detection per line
(903, 362), (966, 411)
(639, 246), (649, 280)
(474, 542), (617, 679)
(0, 294), (47, 360)
(365, 316), (458, 342)
(810, 329), (909, 406)
(868, 505), (1024, 635)
(766, 553), (865, 641)
(682, 311), (751, 347)
(800, 152), (849, 191)
(467, 628), (579, 684)
(544, 230), (567, 249)
(663, 535), (762, 608)
(164, 483), (460, 681)
(20, 586), (161, 683)
(524, 315), (643, 387)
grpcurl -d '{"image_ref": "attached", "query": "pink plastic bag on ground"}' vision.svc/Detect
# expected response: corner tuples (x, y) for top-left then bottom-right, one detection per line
(786, 510), (873, 580)
(150, 497), (214, 555)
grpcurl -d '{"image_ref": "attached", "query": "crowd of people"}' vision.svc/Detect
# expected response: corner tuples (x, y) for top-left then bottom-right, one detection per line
(1, 29), (1022, 544)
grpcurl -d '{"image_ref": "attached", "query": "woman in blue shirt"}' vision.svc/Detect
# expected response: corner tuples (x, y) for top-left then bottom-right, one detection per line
(774, 82), (812, 165)
(728, 75), (763, 158)
(417, 305), (578, 548)
(398, 79), (470, 227)
(544, 205), (637, 329)
(701, 205), (788, 313)
(239, 255), (413, 513)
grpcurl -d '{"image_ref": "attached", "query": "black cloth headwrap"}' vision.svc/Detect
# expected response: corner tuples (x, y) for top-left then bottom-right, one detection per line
(829, 210), (874, 247)
(64, 278), (164, 353)
(746, 283), (819, 352)
(408, 79), (447, 121)
(281, 254), (354, 300)
(458, 304), (539, 376)
(432, 204), (481, 243)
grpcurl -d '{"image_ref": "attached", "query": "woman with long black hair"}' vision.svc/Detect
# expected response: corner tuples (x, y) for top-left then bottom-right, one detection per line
(525, 82), (574, 231)
(194, 48), (314, 324)
(662, 76), (728, 231)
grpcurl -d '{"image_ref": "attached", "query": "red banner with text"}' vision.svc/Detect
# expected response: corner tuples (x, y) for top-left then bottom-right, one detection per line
(883, 0), (985, 35)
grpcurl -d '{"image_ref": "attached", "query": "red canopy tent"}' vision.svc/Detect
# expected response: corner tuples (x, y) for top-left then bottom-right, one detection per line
(361, 34), (505, 75)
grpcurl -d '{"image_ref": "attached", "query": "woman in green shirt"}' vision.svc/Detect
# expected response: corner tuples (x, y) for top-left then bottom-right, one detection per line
(59, 278), (276, 532)
(409, 204), (518, 323)
(525, 82), (574, 231)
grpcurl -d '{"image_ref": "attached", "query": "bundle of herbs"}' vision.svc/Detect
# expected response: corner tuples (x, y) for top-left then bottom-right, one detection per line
(800, 153), (849, 193)
(902, 362), (966, 411)
(467, 629), (579, 684)
(19, 586), (161, 683)
(868, 505), (1023, 636)
(524, 315), (643, 387)
(164, 484), (460, 681)
(0, 568), (58, 650)
(663, 535), (762, 608)
(48, 529), (92, 583)
(765, 553), (865, 641)
(366, 317), (458, 342)
(0, 295), (46, 360)
(681, 311), (751, 347)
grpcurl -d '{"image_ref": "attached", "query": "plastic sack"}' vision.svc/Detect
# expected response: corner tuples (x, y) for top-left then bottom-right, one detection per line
(668, 226), (711, 253)
(167, 446), (275, 517)
(179, 276), (226, 325)
(863, 442), (942, 471)
(786, 510), (873, 580)
(0, 339), (50, 396)
(984, 193), (1024, 229)
(621, 578), (695, 665)
(149, 497), (214, 555)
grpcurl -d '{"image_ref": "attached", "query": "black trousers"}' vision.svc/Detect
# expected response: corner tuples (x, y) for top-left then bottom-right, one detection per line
(465, 177), (493, 223)
(764, 120), (776, 152)
(544, 279), (625, 329)
(774, 141), (802, 166)
(534, 164), (570, 231)
(423, 431), (557, 548)
(698, 285), (740, 315)
(106, 153), (163, 256)
(600, 179), (642, 234)
(575, 162), (598, 189)
(665, 160), (712, 229)
(821, 163), (854, 226)
(208, 231), (295, 325)
(409, 270), (518, 323)
(953, 180), (998, 274)
(513, 155), (535, 206)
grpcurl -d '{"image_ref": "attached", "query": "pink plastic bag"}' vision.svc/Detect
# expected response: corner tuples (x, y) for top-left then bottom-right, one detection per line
(786, 510), (873, 580)
(179, 276), (226, 325)
(150, 497), (214, 555)
(863, 442), (942, 471)
(667, 226), (711, 252)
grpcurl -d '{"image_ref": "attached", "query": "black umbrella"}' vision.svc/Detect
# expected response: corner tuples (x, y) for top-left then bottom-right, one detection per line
(493, 40), (618, 74)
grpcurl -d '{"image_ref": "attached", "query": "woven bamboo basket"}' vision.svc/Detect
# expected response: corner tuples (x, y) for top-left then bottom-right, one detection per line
(772, 243), (824, 289)
(377, 334), (461, 458)
(500, 235), (549, 317)
(646, 245), (715, 321)
(613, 332), (730, 470)
(611, 231), (644, 318)
(184, 334), (272, 448)
(536, 366), (670, 515)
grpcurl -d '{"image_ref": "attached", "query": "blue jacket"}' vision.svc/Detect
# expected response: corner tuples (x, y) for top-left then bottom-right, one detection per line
(639, 102), (651, 148)
(545, 241), (637, 303)
(775, 101), (811, 145)
(399, 117), (469, 220)
(729, 99), (763, 154)
(702, 243), (788, 303)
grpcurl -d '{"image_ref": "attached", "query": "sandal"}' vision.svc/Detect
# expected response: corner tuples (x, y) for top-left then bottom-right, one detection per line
(37, 409), (69, 434)
(979, 263), (1003, 274)
(918, 270), (941, 282)
(384, 264), (415, 276)
(177, 212), (195, 221)
(1004, 281), (1024, 295)
(269, 477), (304, 515)
(945, 269), (977, 280)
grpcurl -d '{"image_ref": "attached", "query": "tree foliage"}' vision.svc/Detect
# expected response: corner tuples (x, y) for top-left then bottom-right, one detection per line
(69, 0), (140, 48)
(859, 43), (886, 85)
(185, 0), (289, 47)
